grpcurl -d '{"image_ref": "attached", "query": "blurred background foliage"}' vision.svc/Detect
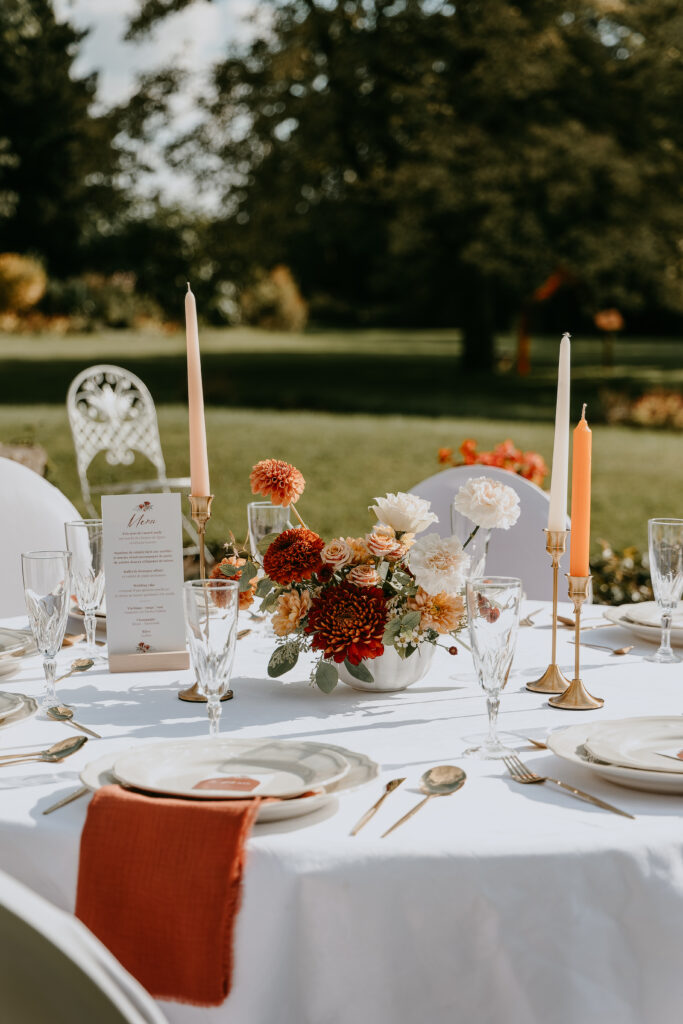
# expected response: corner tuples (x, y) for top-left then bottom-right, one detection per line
(1, 0), (682, 362)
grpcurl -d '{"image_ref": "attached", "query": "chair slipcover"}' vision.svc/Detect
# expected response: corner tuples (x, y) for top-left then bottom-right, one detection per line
(410, 465), (569, 600)
(0, 456), (81, 617)
(0, 868), (167, 1024)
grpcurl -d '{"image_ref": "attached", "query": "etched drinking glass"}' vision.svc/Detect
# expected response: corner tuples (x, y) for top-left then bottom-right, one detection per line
(65, 520), (105, 658)
(22, 550), (72, 709)
(247, 501), (292, 565)
(464, 576), (522, 759)
(647, 518), (683, 664)
(183, 579), (240, 736)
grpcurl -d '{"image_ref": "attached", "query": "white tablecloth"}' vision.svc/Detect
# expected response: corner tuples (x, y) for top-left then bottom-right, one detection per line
(1, 605), (683, 1024)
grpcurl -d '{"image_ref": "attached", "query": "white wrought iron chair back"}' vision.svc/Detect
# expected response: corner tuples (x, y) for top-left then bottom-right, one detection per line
(67, 365), (168, 516)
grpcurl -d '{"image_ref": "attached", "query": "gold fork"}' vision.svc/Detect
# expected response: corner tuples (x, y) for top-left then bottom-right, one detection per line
(502, 753), (634, 819)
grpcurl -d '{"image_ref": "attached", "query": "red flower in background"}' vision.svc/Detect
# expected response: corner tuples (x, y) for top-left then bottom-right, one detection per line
(438, 438), (548, 487)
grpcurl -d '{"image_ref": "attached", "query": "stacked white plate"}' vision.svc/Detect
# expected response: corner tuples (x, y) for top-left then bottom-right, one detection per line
(81, 737), (379, 822)
(603, 601), (683, 647)
(0, 627), (35, 678)
(549, 716), (683, 793)
(0, 691), (38, 731)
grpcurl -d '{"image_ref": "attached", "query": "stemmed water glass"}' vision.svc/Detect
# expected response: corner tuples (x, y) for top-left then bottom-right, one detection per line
(647, 518), (683, 664)
(21, 550), (72, 709)
(65, 520), (105, 658)
(247, 501), (292, 564)
(183, 579), (240, 736)
(464, 576), (522, 759)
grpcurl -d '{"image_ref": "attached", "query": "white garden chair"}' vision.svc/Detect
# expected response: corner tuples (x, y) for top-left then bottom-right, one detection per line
(0, 456), (81, 616)
(67, 365), (207, 559)
(410, 465), (570, 600)
(0, 869), (167, 1024)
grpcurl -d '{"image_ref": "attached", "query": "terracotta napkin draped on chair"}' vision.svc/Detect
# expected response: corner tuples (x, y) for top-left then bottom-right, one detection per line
(75, 784), (261, 1006)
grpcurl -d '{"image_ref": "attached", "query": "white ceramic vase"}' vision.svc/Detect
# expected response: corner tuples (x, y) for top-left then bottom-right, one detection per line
(338, 643), (435, 692)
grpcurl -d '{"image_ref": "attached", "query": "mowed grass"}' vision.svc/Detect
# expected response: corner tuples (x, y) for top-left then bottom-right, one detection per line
(1, 402), (680, 556)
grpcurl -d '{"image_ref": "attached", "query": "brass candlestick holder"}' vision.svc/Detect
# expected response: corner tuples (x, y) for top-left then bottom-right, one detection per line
(548, 574), (604, 710)
(526, 529), (570, 694)
(179, 494), (233, 703)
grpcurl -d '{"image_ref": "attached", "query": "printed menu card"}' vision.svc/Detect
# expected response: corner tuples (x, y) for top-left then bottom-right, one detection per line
(102, 493), (189, 672)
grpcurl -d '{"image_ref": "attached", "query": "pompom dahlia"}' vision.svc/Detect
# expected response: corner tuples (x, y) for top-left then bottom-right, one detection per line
(263, 528), (324, 585)
(250, 459), (305, 507)
(306, 583), (388, 664)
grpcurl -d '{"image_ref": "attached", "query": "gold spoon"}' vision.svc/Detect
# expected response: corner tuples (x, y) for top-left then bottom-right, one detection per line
(570, 639), (635, 656)
(0, 735), (87, 767)
(381, 766), (466, 838)
(55, 658), (94, 684)
(47, 705), (101, 739)
(520, 607), (543, 627)
(349, 778), (405, 836)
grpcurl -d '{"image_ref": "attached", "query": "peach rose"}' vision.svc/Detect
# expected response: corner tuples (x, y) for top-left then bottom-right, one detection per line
(272, 589), (312, 637)
(367, 524), (404, 560)
(347, 564), (380, 587)
(321, 538), (353, 570)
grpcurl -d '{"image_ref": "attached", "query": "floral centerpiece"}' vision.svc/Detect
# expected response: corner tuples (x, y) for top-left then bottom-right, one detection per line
(218, 459), (520, 693)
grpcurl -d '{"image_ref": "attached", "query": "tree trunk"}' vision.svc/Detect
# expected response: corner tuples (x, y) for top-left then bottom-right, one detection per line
(460, 275), (496, 372)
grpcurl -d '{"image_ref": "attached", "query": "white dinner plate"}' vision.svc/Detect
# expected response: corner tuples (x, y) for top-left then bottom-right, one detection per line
(0, 691), (24, 718)
(0, 628), (29, 657)
(603, 604), (683, 647)
(548, 723), (683, 794)
(0, 693), (38, 732)
(584, 717), (683, 774)
(112, 737), (351, 799)
(81, 743), (379, 823)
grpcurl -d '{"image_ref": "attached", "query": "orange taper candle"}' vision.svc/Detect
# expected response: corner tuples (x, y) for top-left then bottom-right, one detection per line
(569, 404), (591, 576)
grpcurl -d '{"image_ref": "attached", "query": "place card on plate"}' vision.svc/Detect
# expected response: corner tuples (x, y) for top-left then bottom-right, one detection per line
(102, 493), (189, 672)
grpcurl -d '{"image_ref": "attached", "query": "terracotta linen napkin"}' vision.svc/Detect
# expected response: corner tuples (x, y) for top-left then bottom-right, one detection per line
(75, 784), (261, 1006)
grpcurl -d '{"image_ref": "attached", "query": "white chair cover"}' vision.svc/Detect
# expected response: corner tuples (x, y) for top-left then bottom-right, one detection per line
(410, 465), (569, 600)
(0, 869), (166, 1024)
(0, 456), (81, 617)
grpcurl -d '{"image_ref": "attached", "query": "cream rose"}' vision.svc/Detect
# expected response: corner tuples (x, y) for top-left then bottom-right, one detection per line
(347, 564), (380, 587)
(408, 534), (470, 595)
(453, 477), (520, 530)
(366, 525), (404, 560)
(370, 492), (438, 535)
(321, 537), (353, 570)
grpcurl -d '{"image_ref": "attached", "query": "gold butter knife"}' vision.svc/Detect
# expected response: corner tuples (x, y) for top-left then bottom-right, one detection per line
(43, 786), (90, 815)
(350, 778), (405, 836)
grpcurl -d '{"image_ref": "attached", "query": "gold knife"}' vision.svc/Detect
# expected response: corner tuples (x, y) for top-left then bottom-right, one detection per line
(350, 778), (405, 836)
(42, 786), (90, 815)
(544, 777), (635, 819)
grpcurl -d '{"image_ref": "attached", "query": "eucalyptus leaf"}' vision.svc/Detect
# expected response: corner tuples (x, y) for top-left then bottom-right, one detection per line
(261, 589), (280, 613)
(343, 658), (374, 683)
(219, 562), (241, 577)
(257, 531), (281, 555)
(255, 576), (274, 598)
(315, 660), (338, 693)
(382, 617), (403, 645)
(267, 641), (299, 677)
(401, 610), (421, 631)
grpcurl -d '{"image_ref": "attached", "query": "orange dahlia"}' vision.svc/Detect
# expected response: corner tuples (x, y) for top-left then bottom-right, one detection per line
(250, 459), (305, 507)
(306, 582), (387, 664)
(263, 528), (324, 585)
(211, 556), (257, 610)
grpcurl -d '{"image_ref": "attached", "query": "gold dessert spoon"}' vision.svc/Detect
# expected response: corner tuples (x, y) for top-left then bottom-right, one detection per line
(381, 766), (466, 838)
(47, 705), (101, 739)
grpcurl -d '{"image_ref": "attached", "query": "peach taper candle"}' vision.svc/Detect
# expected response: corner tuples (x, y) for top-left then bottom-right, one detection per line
(185, 283), (210, 496)
(569, 404), (591, 577)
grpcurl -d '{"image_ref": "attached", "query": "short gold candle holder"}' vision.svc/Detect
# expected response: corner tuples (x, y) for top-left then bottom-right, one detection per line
(548, 574), (604, 711)
(179, 493), (233, 704)
(526, 529), (571, 694)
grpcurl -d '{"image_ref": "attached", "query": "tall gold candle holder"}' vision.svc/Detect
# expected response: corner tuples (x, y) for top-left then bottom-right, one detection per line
(179, 494), (233, 703)
(526, 529), (570, 694)
(548, 575), (604, 710)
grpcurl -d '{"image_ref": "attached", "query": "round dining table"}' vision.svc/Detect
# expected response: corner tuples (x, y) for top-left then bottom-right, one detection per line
(0, 603), (682, 1024)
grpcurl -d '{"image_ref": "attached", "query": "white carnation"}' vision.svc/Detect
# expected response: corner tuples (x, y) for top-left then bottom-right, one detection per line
(453, 478), (520, 530)
(370, 492), (438, 535)
(408, 534), (470, 595)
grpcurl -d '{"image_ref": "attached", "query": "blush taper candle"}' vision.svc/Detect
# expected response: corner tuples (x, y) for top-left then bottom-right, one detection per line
(569, 404), (592, 576)
(185, 283), (211, 496)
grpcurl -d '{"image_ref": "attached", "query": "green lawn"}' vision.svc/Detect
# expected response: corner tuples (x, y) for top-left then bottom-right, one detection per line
(1, 327), (681, 557)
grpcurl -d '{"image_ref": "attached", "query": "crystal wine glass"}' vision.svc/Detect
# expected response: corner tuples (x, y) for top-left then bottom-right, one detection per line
(183, 579), (240, 736)
(464, 576), (522, 759)
(647, 518), (683, 664)
(247, 501), (292, 564)
(22, 550), (72, 709)
(65, 520), (105, 658)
